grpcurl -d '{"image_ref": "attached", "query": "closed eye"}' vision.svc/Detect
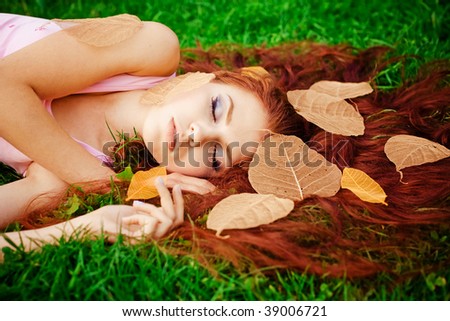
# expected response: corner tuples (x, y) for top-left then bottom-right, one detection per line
(212, 144), (223, 171)
(211, 95), (223, 122)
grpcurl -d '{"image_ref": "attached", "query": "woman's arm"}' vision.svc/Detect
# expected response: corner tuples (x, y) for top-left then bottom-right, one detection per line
(0, 162), (68, 229)
(0, 20), (180, 184)
(0, 178), (183, 262)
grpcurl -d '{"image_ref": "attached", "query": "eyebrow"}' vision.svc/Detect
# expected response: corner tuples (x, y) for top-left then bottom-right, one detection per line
(225, 94), (234, 125)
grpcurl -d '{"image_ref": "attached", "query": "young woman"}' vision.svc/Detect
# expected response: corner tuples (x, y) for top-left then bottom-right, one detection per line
(1, 14), (449, 277)
(0, 14), (295, 256)
(0, 13), (178, 184)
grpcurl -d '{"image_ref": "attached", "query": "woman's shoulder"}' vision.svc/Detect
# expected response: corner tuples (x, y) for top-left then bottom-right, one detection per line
(50, 14), (180, 77)
(0, 13), (179, 100)
(1, 13), (179, 77)
(0, 13), (61, 58)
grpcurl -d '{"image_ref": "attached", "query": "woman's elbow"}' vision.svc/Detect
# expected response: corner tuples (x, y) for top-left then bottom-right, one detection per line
(158, 23), (180, 74)
(137, 21), (180, 76)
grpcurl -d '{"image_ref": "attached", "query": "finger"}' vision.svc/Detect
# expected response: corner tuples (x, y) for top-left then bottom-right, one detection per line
(122, 214), (150, 226)
(123, 214), (158, 239)
(165, 174), (216, 194)
(141, 216), (159, 236)
(178, 178), (215, 193)
(139, 209), (173, 239)
(177, 182), (214, 195)
(200, 180), (216, 192)
(172, 185), (184, 226)
(132, 200), (161, 214)
(132, 201), (175, 225)
(155, 177), (176, 220)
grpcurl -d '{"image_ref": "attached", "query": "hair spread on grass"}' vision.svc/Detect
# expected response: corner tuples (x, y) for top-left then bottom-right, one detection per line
(21, 42), (450, 278)
(177, 43), (450, 277)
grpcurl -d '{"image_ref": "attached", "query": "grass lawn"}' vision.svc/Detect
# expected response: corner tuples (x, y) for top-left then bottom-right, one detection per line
(0, 0), (449, 300)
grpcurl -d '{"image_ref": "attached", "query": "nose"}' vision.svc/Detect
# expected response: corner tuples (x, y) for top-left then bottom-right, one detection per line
(188, 122), (202, 146)
(185, 122), (212, 146)
(180, 122), (204, 147)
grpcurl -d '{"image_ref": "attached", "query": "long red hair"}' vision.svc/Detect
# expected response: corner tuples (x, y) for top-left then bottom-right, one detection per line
(22, 42), (450, 278)
(175, 42), (450, 277)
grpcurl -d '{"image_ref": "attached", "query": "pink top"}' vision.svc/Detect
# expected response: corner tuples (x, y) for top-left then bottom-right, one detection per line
(0, 13), (172, 175)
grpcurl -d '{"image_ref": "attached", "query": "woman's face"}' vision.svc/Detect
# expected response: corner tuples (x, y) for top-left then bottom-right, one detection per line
(142, 82), (268, 177)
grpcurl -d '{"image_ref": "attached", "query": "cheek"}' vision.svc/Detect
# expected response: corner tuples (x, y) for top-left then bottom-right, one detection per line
(142, 115), (161, 143)
(142, 133), (161, 162)
(164, 147), (212, 177)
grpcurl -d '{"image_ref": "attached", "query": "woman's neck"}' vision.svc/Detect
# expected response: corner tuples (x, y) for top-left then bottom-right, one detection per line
(51, 91), (149, 154)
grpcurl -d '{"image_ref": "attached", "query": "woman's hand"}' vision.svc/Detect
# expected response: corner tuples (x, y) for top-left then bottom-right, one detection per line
(163, 172), (215, 195)
(1, 174), (185, 257)
(81, 177), (184, 243)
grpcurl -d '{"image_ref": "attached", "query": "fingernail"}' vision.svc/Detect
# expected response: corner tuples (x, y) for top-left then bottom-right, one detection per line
(174, 184), (181, 193)
(156, 176), (164, 185)
(133, 200), (144, 206)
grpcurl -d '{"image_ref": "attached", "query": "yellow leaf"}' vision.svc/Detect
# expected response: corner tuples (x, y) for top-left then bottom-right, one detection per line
(384, 135), (450, 178)
(53, 14), (143, 47)
(341, 167), (388, 205)
(126, 167), (167, 201)
(248, 134), (342, 201)
(240, 66), (272, 81)
(206, 193), (294, 237)
(140, 72), (215, 106)
(287, 89), (365, 136)
(309, 81), (373, 99)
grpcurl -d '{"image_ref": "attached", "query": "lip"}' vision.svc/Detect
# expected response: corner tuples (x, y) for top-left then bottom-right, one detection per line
(167, 117), (177, 151)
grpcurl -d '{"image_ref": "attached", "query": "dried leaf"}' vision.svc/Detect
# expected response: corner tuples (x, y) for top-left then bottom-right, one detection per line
(384, 135), (450, 177)
(287, 89), (365, 136)
(206, 193), (294, 237)
(248, 134), (342, 201)
(240, 66), (272, 82)
(309, 81), (373, 99)
(53, 14), (143, 47)
(126, 167), (167, 201)
(140, 72), (215, 106)
(341, 167), (388, 205)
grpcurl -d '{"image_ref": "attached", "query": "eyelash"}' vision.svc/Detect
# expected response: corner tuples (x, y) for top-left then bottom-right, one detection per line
(210, 96), (221, 171)
(211, 96), (218, 122)
(212, 145), (221, 171)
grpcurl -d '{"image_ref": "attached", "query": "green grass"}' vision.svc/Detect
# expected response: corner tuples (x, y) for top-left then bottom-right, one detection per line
(1, 0), (448, 59)
(1, 236), (448, 300)
(1, 0), (449, 300)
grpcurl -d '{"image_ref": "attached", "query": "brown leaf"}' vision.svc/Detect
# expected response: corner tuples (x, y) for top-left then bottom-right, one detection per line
(248, 134), (342, 201)
(126, 167), (167, 201)
(309, 81), (373, 99)
(53, 14), (143, 47)
(341, 168), (388, 205)
(384, 135), (450, 177)
(140, 72), (215, 106)
(206, 193), (294, 237)
(240, 66), (272, 81)
(287, 89), (365, 136)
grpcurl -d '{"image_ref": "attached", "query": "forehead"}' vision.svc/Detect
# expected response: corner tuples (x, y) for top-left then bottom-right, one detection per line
(207, 81), (266, 117)
(208, 82), (268, 165)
